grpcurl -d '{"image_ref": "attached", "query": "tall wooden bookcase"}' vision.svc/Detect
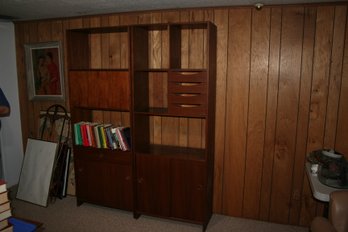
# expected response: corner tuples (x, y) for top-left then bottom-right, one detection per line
(67, 22), (216, 230)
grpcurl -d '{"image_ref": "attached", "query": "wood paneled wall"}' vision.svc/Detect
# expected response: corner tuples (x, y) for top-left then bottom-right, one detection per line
(14, 3), (348, 226)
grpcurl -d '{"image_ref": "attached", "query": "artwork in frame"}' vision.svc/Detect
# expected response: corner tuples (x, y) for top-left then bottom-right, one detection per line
(25, 41), (64, 101)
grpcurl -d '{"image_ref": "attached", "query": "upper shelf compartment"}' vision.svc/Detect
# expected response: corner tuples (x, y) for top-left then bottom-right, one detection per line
(131, 22), (215, 71)
(132, 22), (216, 117)
(131, 24), (169, 71)
(67, 26), (130, 70)
(169, 22), (215, 70)
(69, 70), (130, 111)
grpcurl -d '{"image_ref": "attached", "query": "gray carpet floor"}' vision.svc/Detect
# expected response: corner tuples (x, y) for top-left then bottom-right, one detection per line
(10, 196), (309, 232)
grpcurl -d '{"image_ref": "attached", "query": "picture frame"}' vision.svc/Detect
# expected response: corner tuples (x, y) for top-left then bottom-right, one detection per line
(25, 41), (65, 101)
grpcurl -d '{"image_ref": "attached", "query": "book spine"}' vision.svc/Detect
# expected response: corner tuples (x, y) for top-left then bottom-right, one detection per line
(94, 125), (101, 148)
(74, 122), (83, 145)
(116, 127), (130, 151)
(105, 127), (114, 149)
(73, 123), (80, 145)
(111, 128), (120, 150)
(81, 123), (89, 146)
(99, 125), (107, 149)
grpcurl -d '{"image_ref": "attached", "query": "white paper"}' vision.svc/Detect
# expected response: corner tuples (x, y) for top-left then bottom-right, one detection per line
(16, 138), (58, 207)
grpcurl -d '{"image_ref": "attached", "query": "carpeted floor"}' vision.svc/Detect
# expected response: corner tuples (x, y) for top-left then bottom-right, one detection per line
(10, 195), (309, 232)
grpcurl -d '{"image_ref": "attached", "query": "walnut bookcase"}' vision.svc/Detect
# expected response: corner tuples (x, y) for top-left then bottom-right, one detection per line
(67, 22), (216, 230)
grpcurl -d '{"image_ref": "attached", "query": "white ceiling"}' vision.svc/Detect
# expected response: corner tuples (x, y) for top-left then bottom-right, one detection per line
(0, 0), (344, 21)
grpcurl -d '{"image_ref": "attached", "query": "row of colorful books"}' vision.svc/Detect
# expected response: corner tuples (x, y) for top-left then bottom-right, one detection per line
(73, 121), (131, 151)
(0, 180), (13, 232)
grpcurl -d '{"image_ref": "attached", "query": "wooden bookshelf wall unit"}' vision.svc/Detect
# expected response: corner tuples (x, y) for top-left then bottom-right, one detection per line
(67, 26), (133, 211)
(67, 22), (216, 230)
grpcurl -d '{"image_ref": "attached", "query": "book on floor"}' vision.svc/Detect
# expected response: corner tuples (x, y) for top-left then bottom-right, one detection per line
(0, 209), (11, 222)
(0, 224), (13, 232)
(0, 202), (10, 214)
(8, 217), (37, 232)
(0, 180), (7, 194)
(0, 219), (9, 230)
(0, 193), (8, 206)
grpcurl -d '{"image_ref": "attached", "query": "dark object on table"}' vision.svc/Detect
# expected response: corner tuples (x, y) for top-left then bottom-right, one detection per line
(308, 149), (348, 189)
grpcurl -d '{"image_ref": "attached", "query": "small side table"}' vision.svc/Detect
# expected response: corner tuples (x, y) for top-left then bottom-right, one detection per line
(305, 162), (338, 202)
(306, 162), (348, 217)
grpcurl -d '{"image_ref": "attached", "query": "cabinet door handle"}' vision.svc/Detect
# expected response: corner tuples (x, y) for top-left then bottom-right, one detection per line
(137, 178), (144, 184)
(125, 176), (131, 181)
(197, 184), (203, 191)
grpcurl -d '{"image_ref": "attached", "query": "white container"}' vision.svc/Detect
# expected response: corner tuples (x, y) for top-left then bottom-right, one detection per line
(311, 164), (319, 175)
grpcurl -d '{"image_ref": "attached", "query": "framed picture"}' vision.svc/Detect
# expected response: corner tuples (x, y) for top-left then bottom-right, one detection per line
(25, 41), (64, 101)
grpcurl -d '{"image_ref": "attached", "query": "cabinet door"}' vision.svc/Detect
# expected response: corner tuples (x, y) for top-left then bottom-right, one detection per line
(75, 159), (132, 210)
(170, 159), (206, 222)
(136, 155), (170, 216)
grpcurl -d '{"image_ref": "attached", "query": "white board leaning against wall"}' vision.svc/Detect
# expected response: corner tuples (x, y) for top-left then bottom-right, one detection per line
(16, 138), (58, 207)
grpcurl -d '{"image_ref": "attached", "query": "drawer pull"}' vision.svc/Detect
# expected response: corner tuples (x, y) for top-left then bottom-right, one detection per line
(176, 82), (200, 86)
(176, 72), (200, 75)
(176, 93), (200, 97)
(177, 104), (200, 108)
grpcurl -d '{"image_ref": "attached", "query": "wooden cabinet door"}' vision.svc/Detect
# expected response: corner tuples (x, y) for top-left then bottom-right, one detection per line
(75, 159), (133, 210)
(170, 159), (206, 222)
(136, 155), (170, 216)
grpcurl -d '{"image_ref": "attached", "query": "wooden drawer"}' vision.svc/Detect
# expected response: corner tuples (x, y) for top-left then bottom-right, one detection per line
(168, 71), (208, 116)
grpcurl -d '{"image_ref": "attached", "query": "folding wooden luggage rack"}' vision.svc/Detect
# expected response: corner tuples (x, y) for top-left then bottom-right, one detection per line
(39, 104), (71, 201)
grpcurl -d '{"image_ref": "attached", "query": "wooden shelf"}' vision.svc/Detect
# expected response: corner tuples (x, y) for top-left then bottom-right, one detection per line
(69, 68), (129, 72)
(68, 21), (216, 230)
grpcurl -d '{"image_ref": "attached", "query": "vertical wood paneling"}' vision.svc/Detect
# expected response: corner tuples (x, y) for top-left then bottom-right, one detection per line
(212, 8), (228, 212)
(290, 6), (316, 225)
(180, 11), (190, 69)
(27, 22), (39, 138)
(162, 117), (180, 146)
(223, 8), (251, 216)
(188, 119), (203, 148)
(90, 17), (102, 69)
(189, 10), (204, 69)
(336, 8), (348, 156)
(306, 6), (335, 219)
(51, 20), (68, 109)
(120, 29), (129, 69)
(324, 6), (347, 148)
(14, 3), (348, 227)
(37, 21), (52, 41)
(119, 13), (138, 25)
(67, 18), (84, 29)
(270, 7), (304, 223)
(108, 15), (122, 69)
(243, 8), (270, 219)
(307, 6), (335, 152)
(101, 15), (110, 69)
(259, 7), (281, 221)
